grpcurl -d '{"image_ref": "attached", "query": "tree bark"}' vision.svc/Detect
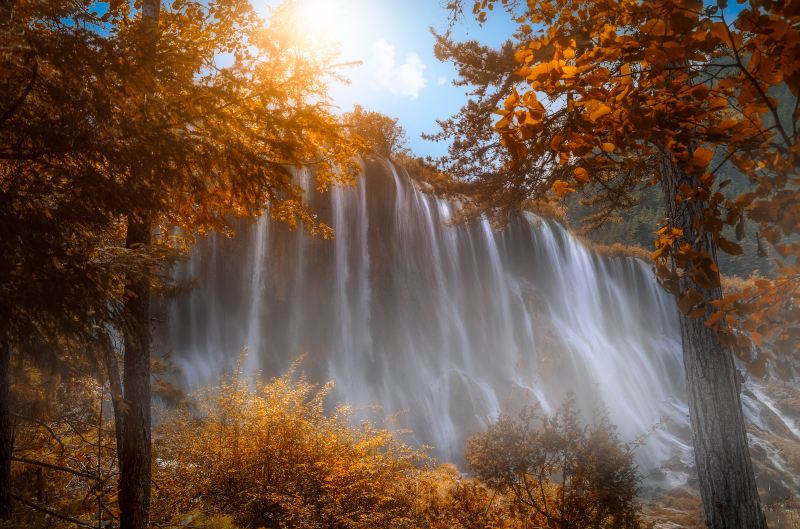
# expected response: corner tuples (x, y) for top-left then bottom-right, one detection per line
(119, 218), (153, 529)
(0, 2), (14, 518)
(659, 155), (767, 529)
(117, 3), (160, 528)
(0, 341), (12, 520)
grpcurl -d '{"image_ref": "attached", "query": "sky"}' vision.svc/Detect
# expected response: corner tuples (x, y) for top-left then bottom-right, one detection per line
(257, 0), (518, 158)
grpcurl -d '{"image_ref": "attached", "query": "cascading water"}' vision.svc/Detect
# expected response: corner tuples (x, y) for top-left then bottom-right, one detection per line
(164, 158), (797, 488)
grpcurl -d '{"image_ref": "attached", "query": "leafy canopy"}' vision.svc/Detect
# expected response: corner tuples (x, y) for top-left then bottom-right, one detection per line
(437, 0), (800, 373)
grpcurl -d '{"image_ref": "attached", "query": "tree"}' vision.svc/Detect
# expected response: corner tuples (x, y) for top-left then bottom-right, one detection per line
(433, 1), (800, 528)
(466, 396), (643, 529)
(343, 105), (410, 158)
(1, 0), (364, 525)
(0, 0), (143, 517)
(117, 2), (159, 527)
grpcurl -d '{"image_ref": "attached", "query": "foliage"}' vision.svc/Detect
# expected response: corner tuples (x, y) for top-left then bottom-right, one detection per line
(466, 394), (644, 529)
(343, 105), (409, 158)
(153, 360), (428, 529)
(1, 0), (367, 524)
(4, 362), (118, 529)
(3, 360), (670, 529)
(453, 0), (800, 372)
(0, 0), (366, 359)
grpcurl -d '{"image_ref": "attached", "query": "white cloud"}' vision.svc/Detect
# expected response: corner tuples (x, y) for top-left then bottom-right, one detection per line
(372, 39), (427, 99)
(437, 76), (447, 86)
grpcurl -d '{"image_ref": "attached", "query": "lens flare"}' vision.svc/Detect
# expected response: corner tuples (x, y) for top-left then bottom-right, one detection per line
(293, 0), (348, 48)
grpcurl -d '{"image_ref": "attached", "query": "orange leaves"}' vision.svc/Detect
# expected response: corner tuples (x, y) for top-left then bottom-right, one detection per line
(573, 167), (590, 183)
(717, 237), (743, 256)
(588, 104), (612, 122)
(552, 179), (576, 197)
(709, 22), (730, 44)
(643, 19), (667, 37)
(689, 84), (710, 100)
(550, 134), (565, 151)
(705, 309), (724, 329)
(678, 288), (705, 315)
(690, 147), (715, 168)
(652, 226), (683, 260)
(469, 0), (799, 371)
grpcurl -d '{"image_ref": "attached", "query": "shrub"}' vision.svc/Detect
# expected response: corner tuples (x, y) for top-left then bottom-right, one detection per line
(153, 360), (427, 529)
(466, 394), (645, 529)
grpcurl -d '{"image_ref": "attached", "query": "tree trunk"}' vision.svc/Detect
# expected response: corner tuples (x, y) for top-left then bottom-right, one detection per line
(0, 341), (12, 520)
(119, 217), (153, 529)
(0, 2), (14, 519)
(117, 3), (160, 528)
(659, 155), (767, 529)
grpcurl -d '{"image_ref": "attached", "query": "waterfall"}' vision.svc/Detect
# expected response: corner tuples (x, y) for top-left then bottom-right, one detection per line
(164, 158), (796, 486)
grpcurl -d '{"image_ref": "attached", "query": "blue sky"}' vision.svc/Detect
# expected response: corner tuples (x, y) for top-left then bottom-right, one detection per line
(257, 0), (518, 158)
(256, 1), (749, 159)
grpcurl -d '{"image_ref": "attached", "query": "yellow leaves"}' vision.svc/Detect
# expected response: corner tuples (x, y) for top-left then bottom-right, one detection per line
(588, 104), (612, 122)
(652, 226), (683, 259)
(514, 46), (535, 64)
(561, 65), (578, 77)
(504, 88), (520, 110)
(156, 361), (432, 529)
(527, 61), (559, 82)
(551, 179), (576, 197)
(494, 109), (513, 130)
(690, 147), (715, 168)
(601, 142), (615, 153)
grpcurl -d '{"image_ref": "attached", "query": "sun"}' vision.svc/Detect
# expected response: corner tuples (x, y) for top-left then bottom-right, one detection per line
(293, 0), (349, 48)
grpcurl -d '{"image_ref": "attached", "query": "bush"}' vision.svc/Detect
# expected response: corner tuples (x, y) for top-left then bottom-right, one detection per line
(466, 394), (645, 529)
(154, 360), (427, 529)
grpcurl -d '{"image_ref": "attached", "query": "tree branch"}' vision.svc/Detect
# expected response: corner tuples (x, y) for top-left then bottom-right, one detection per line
(11, 413), (65, 455)
(0, 58), (38, 130)
(11, 493), (96, 528)
(11, 456), (100, 482)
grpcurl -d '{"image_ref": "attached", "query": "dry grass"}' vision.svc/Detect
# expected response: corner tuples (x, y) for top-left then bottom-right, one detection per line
(720, 273), (763, 293)
(765, 499), (800, 529)
(573, 234), (653, 261)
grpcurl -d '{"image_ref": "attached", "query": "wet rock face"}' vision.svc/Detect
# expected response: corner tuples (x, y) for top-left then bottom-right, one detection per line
(163, 158), (798, 493)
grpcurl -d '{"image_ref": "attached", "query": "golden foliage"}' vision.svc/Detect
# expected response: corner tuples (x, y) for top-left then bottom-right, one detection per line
(153, 360), (429, 529)
(456, 0), (800, 372)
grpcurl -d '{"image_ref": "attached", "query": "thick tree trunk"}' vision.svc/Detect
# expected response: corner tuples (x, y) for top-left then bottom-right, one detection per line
(0, 342), (12, 520)
(659, 156), (767, 529)
(119, 217), (153, 529)
(117, 3), (160, 529)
